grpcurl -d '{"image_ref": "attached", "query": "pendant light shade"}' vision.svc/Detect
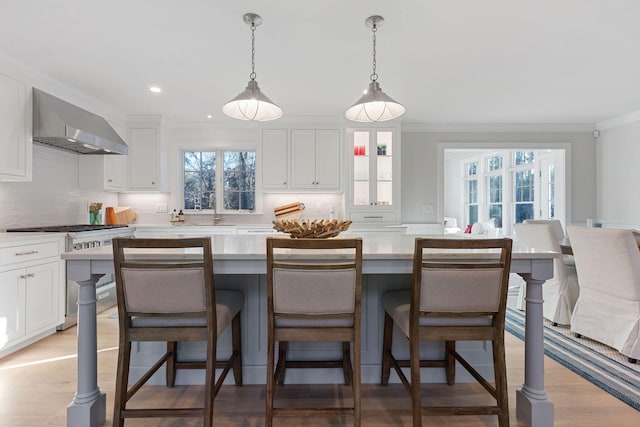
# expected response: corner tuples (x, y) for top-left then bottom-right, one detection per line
(223, 80), (283, 121)
(223, 13), (283, 121)
(345, 16), (405, 122)
(345, 81), (406, 122)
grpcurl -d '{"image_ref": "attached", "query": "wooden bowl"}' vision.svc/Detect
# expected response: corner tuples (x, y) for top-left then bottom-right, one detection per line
(272, 219), (352, 238)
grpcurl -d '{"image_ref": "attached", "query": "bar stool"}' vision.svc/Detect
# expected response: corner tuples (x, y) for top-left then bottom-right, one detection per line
(111, 237), (243, 427)
(381, 237), (512, 427)
(265, 237), (363, 427)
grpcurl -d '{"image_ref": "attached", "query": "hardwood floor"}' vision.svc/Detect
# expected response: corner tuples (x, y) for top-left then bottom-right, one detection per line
(1, 307), (639, 426)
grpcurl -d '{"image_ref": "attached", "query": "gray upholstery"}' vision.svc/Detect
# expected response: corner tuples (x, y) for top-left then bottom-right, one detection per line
(273, 268), (356, 315)
(122, 267), (206, 313)
(131, 290), (244, 337)
(420, 268), (503, 312)
(382, 290), (493, 338)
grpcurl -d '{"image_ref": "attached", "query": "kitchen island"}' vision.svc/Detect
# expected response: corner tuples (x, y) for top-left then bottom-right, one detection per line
(62, 233), (556, 427)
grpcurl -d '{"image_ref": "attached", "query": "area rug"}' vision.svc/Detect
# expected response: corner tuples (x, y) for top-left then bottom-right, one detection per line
(505, 307), (640, 410)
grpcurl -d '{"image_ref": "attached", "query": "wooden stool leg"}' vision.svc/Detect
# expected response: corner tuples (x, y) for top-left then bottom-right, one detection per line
(410, 337), (422, 427)
(381, 312), (394, 386)
(493, 337), (509, 427)
(275, 341), (287, 385)
(231, 313), (243, 385)
(342, 342), (353, 385)
(445, 340), (456, 385)
(353, 336), (361, 427)
(166, 341), (177, 387)
(113, 341), (131, 427)
(266, 330), (275, 427)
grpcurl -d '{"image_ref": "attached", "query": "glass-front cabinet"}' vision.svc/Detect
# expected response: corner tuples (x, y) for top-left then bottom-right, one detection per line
(348, 127), (400, 223)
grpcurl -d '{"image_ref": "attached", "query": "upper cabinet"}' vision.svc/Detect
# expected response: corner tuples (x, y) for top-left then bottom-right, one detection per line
(78, 121), (127, 191)
(347, 127), (401, 223)
(290, 129), (340, 190)
(0, 73), (31, 181)
(261, 129), (289, 189)
(126, 116), (169, 192)
(261, 128), (341, 192)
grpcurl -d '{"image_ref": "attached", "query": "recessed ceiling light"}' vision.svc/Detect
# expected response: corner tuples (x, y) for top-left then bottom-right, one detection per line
(149, 86), (162, 93)
(207, 115), (212, 119)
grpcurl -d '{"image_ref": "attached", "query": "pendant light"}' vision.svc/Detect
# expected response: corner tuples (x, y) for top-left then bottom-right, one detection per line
(223, 13), (283, 121)
(345, 15), (405, 122)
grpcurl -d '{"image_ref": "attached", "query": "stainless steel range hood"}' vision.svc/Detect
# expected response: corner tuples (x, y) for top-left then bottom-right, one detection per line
(32, 88), (128, 155)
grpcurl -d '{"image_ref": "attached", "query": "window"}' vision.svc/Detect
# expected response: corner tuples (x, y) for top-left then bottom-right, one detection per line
(183, 150), (256, 212)
(512, 151), (535, 223)
(223, 151), (255, 210)
(465, 162), (478, 225)
(184, 151), (215, 210)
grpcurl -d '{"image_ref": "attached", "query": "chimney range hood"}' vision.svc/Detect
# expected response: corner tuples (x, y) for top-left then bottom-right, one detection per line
(32, 88), (128, 155)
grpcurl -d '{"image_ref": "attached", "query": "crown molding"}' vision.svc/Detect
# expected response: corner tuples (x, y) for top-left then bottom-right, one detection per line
(596, 111), (640, 130)
(401, 122), (595, 133)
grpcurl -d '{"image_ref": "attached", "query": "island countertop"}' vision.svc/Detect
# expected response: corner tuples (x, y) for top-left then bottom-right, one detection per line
(62, 233), (558, 263)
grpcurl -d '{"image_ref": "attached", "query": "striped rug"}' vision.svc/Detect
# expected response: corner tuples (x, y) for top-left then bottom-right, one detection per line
(505, 307), (640, 410)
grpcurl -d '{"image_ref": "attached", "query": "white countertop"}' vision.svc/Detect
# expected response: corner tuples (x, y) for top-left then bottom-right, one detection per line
(62, 233), (558, 261)
(0, 232), (66, 244)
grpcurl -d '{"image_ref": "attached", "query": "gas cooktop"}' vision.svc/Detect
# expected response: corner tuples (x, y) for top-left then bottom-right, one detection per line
(6, 224), (130, 233)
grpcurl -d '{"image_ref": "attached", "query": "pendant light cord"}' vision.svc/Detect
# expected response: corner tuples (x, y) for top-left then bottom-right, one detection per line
(370, 23), (378, 82)
(250, 22), (257, 80)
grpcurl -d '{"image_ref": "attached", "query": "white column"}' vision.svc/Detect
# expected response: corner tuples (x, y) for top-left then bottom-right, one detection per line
(67, 276), (106, 427)
(515, 274), (554, 427)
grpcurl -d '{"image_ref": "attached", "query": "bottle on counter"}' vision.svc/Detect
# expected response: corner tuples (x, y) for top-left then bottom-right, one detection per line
(171, 209), (178, 221)
(178, 209), (184, 220)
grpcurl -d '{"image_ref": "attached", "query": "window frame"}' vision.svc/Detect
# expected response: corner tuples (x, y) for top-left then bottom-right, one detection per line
(180, 148), (258, 214)
(486, 154), (503, 228)
(511, 151), (536, 224)
(464, 161), (479, 226)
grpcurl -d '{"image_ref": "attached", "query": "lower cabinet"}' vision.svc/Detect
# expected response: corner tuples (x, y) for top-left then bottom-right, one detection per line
(0, 237), (64, 358)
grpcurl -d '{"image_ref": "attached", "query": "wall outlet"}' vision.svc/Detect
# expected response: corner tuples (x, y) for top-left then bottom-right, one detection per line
(156, 203), (168, 213)
(422, 203), (434, 214)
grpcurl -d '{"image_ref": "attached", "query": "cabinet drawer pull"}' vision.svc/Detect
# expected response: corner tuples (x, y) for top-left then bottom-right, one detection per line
(20, 273), (35, 279)
(364, 216), (383, 219)
(15, 250), (39, 256)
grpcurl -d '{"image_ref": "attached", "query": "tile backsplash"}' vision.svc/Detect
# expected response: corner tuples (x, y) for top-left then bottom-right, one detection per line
(0, 145), (345, 230)
(0, 145), (117, 230)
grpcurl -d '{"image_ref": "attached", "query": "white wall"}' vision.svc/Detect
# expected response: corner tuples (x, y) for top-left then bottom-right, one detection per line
(401, 130), (597, 225)
(596, 121), (640, 227)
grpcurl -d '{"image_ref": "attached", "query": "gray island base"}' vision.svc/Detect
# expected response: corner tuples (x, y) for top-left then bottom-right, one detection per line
(63, 233), (556, 427)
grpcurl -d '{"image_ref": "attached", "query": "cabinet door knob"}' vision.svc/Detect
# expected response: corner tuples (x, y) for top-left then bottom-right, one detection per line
(151, 181), (155, 185)
(283, 181), (287, 185)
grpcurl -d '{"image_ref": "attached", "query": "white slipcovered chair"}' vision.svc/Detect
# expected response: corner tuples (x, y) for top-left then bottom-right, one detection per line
(523, 219), (575, 266)
(567, 226), (640, 363)
(523, 219), (564, 240)
(515, 223), (580, 325)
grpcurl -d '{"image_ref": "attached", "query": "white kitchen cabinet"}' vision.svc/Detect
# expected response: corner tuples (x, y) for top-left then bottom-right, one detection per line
(261, 129), (289, 189)
(126, 116), (168, 192)
(0, 73), (32, 181)
(78, 154), (126, 191)
(134, 225), (238, 238)
(347, 127), (401, 224)
(0, 235), (65, 358)
(78, 120), (128, 191)
(290, 129), (340, 190)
